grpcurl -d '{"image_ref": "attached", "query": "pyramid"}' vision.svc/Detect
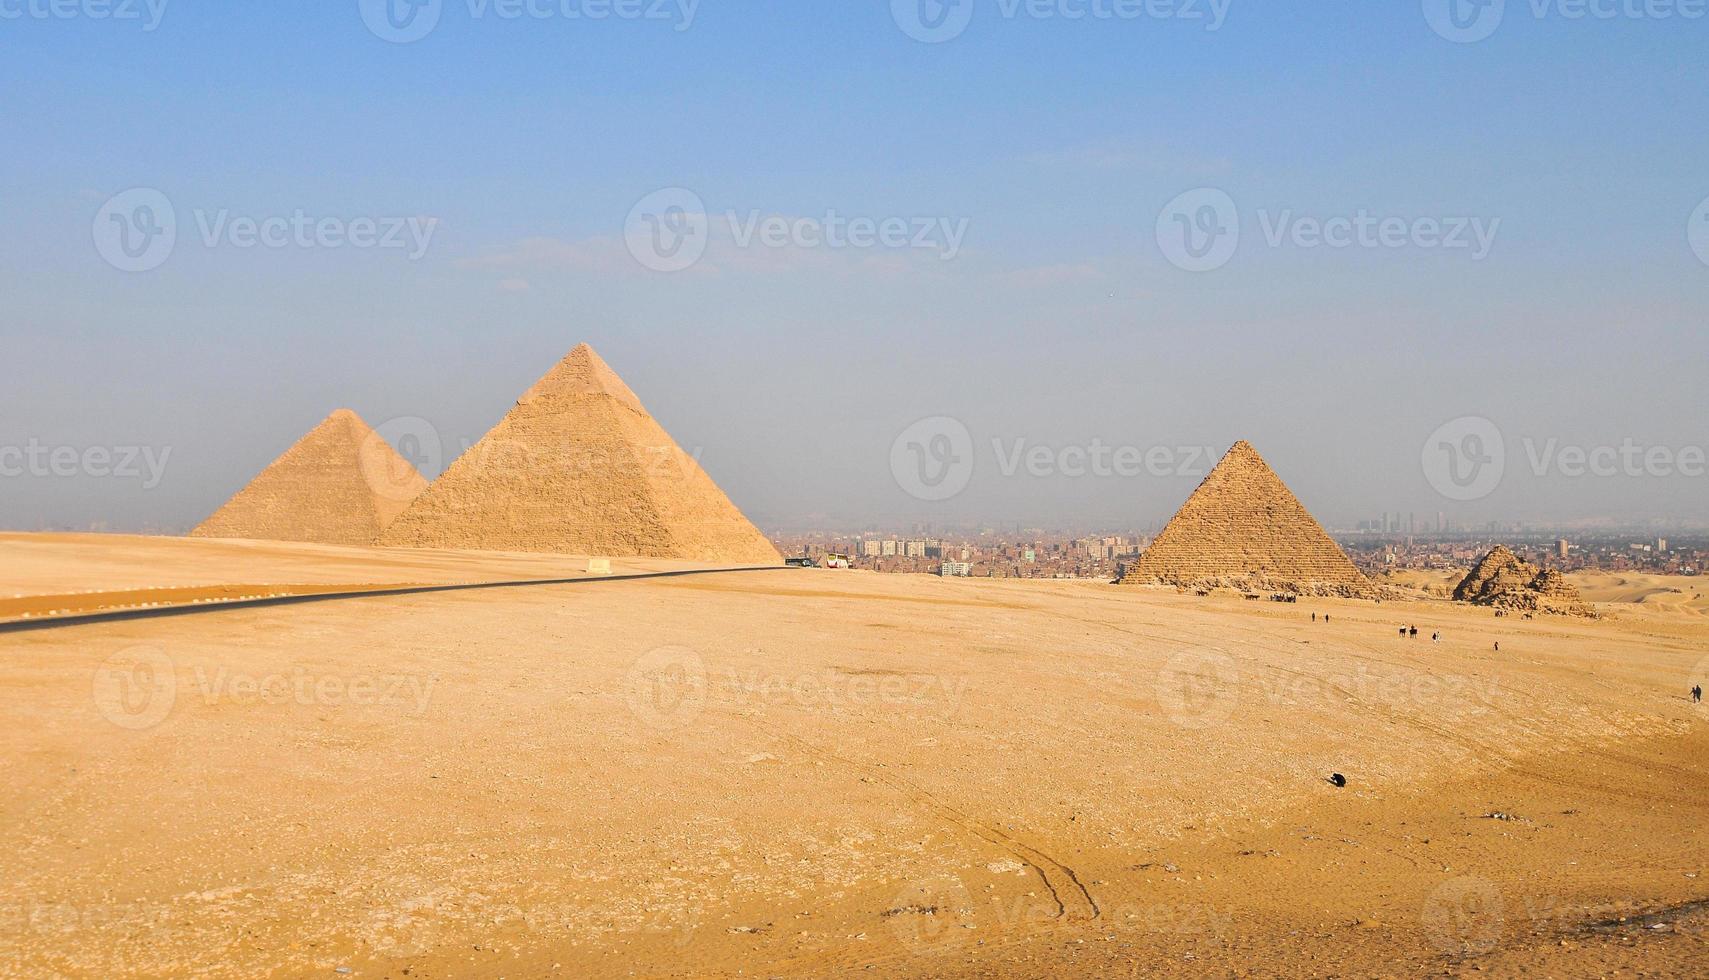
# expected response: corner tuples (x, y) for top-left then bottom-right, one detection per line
(377, 345), (781, 564)
(1454, 546), (1593, 616)
(191, 409), (428, 546)
(1118, 441), (1374, 597)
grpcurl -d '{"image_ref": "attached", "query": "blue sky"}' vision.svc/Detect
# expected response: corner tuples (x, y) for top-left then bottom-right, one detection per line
(2, 1), (1707, 532)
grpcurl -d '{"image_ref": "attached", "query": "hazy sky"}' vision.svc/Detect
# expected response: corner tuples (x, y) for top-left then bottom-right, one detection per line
(3, 1), (1707, 534)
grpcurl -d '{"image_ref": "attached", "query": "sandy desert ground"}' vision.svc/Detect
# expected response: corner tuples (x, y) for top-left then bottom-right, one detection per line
(3, 535), (1707, 978)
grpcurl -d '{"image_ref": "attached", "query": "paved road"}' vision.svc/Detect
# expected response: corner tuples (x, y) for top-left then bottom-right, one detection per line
(0, 566), (796, 635)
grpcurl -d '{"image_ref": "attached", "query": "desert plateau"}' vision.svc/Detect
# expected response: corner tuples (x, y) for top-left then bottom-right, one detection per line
(3, 533), (1706, 977)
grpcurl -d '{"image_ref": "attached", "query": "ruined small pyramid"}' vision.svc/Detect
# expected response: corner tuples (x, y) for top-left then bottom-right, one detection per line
(377, 345), (780, 564)
(1119, 441), (1374, 597)
(191, 409), (428, 546)
(1454, 546), (1593, 616)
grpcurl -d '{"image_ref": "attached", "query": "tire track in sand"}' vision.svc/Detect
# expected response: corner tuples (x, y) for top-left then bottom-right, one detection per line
(750, 722), (1101, 923)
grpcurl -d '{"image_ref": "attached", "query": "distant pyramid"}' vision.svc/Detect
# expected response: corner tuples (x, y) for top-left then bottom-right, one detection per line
(378, 345), (780, 564)
(191, 409), (428, 546)
(1119, 441), (1373, 597)
(1453, 546), (1593, 616)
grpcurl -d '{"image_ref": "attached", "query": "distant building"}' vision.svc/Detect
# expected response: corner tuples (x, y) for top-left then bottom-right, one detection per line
(1656, 537), (1669, 552)
(1558, 539), (1571, 559)
(881, 539), (898, 557)
(940, 561), (972, 577)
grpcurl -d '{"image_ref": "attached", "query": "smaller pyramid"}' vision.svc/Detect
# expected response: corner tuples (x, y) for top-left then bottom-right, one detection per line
(1119, 441), (1374, 597)
(1454, 547), (1593, 616)
(191, 409), (428, 546)
(378, 345), (780, 564)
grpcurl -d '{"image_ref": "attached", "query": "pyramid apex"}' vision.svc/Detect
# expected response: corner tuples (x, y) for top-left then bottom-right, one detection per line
(518, 344), (645, 412)
(1225, 439), (1264, 459)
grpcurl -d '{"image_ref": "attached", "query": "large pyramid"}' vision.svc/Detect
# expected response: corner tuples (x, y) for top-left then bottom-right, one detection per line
(191, 409), (428, 546)
(1119, 441), (1373, 597)
(377, 345), (781, 565)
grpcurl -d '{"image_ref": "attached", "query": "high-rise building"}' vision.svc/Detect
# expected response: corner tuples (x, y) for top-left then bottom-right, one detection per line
(1557, 539), (1571, 559)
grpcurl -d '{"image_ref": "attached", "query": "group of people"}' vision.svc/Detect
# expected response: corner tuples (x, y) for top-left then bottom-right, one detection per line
(1392, 625), (1449, 643)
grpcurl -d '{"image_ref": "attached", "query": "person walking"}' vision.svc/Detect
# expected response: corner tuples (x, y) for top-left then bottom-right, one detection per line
(1694, 684), (1703, 704)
